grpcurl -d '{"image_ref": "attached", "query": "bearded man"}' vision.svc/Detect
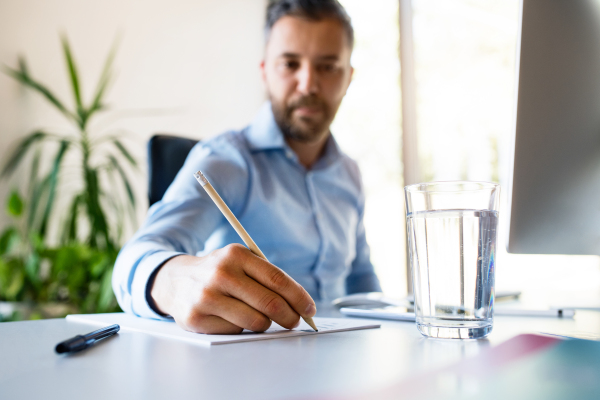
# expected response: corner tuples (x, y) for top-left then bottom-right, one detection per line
(113, 0), (381, 334)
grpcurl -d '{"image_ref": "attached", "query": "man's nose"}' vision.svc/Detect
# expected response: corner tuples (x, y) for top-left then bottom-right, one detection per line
(296, 64), (318, 95)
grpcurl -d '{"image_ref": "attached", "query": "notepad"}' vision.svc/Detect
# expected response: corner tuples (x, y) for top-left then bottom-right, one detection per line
(66, 313), (380, 346)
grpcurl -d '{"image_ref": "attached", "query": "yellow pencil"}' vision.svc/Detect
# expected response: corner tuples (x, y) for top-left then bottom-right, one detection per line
(193, 170), (318, 332)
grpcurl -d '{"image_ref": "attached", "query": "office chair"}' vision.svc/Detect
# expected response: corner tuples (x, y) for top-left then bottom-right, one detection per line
(147, 134), (199, 207)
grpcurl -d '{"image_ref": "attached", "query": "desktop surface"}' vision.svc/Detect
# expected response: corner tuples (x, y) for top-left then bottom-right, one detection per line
(1, 303), (599, 400)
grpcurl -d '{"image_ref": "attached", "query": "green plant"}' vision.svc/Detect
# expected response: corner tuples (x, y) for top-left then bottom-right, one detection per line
(0, 191), (116, 318)
(0, 35), (138, 318)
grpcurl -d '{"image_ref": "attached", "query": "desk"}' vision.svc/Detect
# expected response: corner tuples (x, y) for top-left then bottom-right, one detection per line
(1, 304), (599, 400)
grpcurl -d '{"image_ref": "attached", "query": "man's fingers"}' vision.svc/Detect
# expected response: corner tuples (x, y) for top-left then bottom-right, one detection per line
(240, 253), (316, 319)
(224, 275), (301, 329)
(210, 294), (273, 332)
(177, 313), (243, 335)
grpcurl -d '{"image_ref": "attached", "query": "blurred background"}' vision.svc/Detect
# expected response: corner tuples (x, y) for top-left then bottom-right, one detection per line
(1, 0), (599, 321)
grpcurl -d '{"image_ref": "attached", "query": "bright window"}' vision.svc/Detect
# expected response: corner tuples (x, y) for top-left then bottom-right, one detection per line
(412, 0), (600, 304)
(334, 0), (600, 302)
(334, 0), (406, 297)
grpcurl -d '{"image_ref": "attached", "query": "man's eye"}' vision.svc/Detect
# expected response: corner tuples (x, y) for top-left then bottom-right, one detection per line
(319, 64), (337, 73)
(284, 61), (300, 69)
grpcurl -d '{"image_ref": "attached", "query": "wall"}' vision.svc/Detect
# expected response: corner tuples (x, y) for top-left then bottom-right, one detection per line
(0, 0), (267, 235)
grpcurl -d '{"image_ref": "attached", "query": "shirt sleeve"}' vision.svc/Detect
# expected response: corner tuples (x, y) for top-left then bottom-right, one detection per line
(112, 135), (249, 319)
(345, 169), (382, 295)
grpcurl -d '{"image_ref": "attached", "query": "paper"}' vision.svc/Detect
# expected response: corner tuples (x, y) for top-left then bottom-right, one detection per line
(66, 313), (380, 346)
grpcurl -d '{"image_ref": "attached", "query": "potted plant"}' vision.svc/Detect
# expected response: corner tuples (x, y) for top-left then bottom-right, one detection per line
(0, 36), (138, 320)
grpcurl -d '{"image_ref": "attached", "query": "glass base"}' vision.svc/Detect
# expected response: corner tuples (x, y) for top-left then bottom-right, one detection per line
(417, 322), (493, 339)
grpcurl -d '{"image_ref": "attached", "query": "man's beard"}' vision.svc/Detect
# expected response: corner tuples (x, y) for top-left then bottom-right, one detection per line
(270, 94), (332, 143)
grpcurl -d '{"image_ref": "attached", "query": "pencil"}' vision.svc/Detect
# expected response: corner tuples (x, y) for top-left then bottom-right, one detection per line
(193, 170), (318, 332)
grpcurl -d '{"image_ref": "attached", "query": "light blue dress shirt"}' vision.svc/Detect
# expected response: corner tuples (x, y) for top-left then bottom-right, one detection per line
(112, 103), (381, 320)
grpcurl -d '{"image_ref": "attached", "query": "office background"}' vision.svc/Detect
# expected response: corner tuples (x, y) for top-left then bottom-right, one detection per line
(0, 0), (599, 315)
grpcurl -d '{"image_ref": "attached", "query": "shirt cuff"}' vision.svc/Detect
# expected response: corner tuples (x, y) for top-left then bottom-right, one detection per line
(131, 250), (185, 320)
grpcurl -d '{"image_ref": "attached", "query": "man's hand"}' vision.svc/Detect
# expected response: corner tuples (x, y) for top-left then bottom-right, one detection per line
(150, 244), (317, 334)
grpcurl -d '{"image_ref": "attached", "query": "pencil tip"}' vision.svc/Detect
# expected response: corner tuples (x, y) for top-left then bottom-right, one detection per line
(193, 171), (208, 186)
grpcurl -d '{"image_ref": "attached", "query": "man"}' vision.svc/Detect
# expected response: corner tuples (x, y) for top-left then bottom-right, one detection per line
(113, 0), (381, 335)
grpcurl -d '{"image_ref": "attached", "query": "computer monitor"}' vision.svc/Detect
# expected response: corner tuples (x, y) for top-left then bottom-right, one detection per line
(506, 0), (600, 255)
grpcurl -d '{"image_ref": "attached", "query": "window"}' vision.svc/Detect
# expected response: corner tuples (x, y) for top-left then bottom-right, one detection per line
(335, 0), (600, 302)
(334, 0), (406, 297)
(411, 0), (600, 304)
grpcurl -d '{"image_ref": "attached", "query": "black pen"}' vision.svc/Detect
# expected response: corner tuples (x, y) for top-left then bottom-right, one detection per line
(55, 324), (120, 354)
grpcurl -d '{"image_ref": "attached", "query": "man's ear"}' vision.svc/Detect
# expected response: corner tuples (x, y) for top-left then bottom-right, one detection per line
(343, 66), (354, 95)
(260, 60), (267, 83)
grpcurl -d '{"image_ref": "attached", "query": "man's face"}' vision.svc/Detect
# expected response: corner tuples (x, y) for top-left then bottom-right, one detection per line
(261, 16), (353, 144)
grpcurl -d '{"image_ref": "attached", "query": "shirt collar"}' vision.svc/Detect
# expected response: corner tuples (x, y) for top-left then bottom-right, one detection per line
(313, 134), (342, 170)
(245, 102), (342, 169)
(245, 102), (286, 150)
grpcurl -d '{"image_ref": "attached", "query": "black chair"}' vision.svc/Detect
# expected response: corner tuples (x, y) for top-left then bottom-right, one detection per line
(147, 134), (199, 207)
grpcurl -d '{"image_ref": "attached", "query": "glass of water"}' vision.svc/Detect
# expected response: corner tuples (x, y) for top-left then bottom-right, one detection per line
(405, 181), (500, 339)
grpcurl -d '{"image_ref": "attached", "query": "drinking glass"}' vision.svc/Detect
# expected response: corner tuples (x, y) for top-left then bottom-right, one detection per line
(405, 181), (500, 339)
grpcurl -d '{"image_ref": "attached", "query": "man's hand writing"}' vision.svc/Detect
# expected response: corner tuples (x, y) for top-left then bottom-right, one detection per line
(150, 244), (317, 334)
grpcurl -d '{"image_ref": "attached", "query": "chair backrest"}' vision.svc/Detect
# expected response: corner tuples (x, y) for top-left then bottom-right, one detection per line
(147, 134), (199, 207)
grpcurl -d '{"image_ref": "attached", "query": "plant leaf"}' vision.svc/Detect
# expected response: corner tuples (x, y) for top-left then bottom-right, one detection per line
(0, 258), (10, 294)
(7, 190), (24, 217)
(108, 155), (136, 207)
(60, 35), (83, 116)
(102, 164), (129, 239)
(101, 190), (125, 242)
(6, 265), (24, 300)
(0, 227), (19, 255)
(26, 146), (44, 231)
(63, 194), (83, 243)
(83, 166), (112, 249)
(111, 139), (137, 168)
(17, 57), (28, 75)
(1, 131), (49, 178)
(25, 252), (40, 286)
(98, 267), (116, 312)
(28, 232), (44, 253)
(39, 140), (71, 237)
(87, 70), (110, 116)
(2, 59), (78, 124)
(27, 174), (51, 233)
(28, 146), (42, 194)
(90, 253), (109, 278)
(88, 35), (120, 117)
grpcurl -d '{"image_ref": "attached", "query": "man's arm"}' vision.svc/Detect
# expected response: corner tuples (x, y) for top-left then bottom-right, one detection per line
(112, 138), (316, 332)
(111, 196), (222, 319)
(112, 142), (236, 319)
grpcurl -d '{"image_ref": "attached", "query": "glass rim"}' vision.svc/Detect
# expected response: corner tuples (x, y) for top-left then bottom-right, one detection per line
(404, 180), (499, 193)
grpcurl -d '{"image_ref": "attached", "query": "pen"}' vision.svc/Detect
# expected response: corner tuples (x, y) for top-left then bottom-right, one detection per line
(55, 324), (120, 354)
(194, 170), (319, 332)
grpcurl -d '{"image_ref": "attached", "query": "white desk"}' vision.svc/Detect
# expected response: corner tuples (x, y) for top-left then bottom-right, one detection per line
(1, 304), (599, 400)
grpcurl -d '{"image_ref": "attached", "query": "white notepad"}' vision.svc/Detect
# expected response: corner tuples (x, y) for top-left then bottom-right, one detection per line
(66, 313), (380, 346)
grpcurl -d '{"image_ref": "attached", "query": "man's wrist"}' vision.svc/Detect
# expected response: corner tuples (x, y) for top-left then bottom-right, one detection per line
(147, 264), (169, 316)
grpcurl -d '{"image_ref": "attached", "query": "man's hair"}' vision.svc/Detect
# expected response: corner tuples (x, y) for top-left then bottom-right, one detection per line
(265, 0), (354, 48)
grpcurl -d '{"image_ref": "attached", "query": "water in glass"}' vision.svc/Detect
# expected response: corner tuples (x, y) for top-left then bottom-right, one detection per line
(407, 209), (498, 339)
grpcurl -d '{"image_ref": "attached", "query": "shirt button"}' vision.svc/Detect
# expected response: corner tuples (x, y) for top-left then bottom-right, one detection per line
(285, 150), (293, 159)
